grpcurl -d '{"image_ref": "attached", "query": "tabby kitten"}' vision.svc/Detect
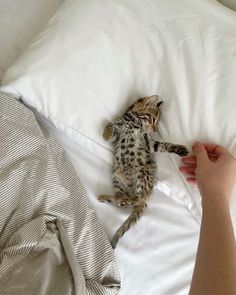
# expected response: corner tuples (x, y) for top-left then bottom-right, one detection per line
(98, 95), (188, 248)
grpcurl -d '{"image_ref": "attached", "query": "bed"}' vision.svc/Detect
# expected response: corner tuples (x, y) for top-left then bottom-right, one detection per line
(0, 0), (236, 294)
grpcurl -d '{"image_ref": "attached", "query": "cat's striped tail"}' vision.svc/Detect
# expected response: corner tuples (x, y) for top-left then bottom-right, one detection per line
(110, 201), (147, 249)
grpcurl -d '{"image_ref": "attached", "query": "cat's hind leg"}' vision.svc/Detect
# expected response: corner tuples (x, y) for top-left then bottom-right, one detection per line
(113, 173), (138, 206)
(98, 173), (137, 207)
(97, 194), (114, 203)
(97, 194), (137, 207)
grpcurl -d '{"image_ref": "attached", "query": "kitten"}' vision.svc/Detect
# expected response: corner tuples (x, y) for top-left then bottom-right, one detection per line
(98, 95), (188, 248)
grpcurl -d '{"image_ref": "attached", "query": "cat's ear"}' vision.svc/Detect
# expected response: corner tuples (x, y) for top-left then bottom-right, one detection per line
(157, 101), (163, 108)
(146, 95), (161, 107)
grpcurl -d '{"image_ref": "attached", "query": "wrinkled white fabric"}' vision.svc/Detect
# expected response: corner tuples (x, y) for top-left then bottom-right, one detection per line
(2, 0), (236, 220)
(51, 123), (200, 295)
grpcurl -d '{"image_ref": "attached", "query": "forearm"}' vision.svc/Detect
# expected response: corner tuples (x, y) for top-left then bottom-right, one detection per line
(189, 197), (236, 295)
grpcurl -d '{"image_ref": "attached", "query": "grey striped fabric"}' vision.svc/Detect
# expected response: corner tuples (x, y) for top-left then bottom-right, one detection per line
(0, 92), (120, 295)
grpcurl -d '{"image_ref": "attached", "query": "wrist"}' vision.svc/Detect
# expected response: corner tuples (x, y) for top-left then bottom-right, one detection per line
(201, 193), (230, 212)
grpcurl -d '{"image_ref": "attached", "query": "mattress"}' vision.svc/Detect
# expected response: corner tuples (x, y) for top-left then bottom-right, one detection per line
(49, 120), (200, 295)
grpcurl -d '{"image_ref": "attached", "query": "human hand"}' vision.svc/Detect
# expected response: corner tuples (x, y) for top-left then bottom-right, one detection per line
(180, 142), (236, 207)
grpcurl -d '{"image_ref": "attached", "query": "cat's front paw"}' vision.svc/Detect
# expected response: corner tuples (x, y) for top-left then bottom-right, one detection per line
(173, 145), (189, 157)
(103, 122), (114, 141)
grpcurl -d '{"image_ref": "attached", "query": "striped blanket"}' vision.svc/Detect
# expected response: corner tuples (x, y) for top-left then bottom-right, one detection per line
(0, 92), (120, 295)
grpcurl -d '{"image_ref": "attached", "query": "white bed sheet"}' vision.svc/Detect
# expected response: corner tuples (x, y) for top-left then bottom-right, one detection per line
(49, 122), (200, 295)
(0, 0), (63, 81)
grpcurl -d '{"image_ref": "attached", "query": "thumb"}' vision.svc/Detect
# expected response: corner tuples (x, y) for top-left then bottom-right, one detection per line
(193, 142), (209, 164)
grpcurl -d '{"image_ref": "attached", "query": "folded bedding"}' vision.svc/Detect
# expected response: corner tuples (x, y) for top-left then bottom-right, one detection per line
(0, 92), (120, 295)
(2, 0), (236, 220)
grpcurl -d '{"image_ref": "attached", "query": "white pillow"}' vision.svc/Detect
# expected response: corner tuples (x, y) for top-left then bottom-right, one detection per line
(2, 0), (236, 221)
(0, 0), (64, 80)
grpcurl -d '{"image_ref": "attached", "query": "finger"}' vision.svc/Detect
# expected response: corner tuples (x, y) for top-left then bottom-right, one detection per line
(201, 143), (220, 154)
(192, 142), (209, 163)
(182, 155), (197, 164)
(215, 146), (233, 162)
(208, 154), (217, 162)
(201, 143), (228, 158)
(179, 166), (196, 175)
(182, 154), (216, 164)
(186, 177), (196, 184)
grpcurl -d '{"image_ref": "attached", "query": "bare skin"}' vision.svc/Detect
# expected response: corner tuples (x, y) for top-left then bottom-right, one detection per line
(180, 142), (236, 295)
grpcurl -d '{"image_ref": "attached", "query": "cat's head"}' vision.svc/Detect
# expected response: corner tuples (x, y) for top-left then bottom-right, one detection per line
(127, 95), (163, 131)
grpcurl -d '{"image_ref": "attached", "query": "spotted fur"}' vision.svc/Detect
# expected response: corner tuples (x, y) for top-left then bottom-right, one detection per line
(98, 95), (188, 248)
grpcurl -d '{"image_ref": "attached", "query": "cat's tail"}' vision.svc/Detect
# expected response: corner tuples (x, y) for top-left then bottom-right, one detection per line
(110, 201), (147, 249)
